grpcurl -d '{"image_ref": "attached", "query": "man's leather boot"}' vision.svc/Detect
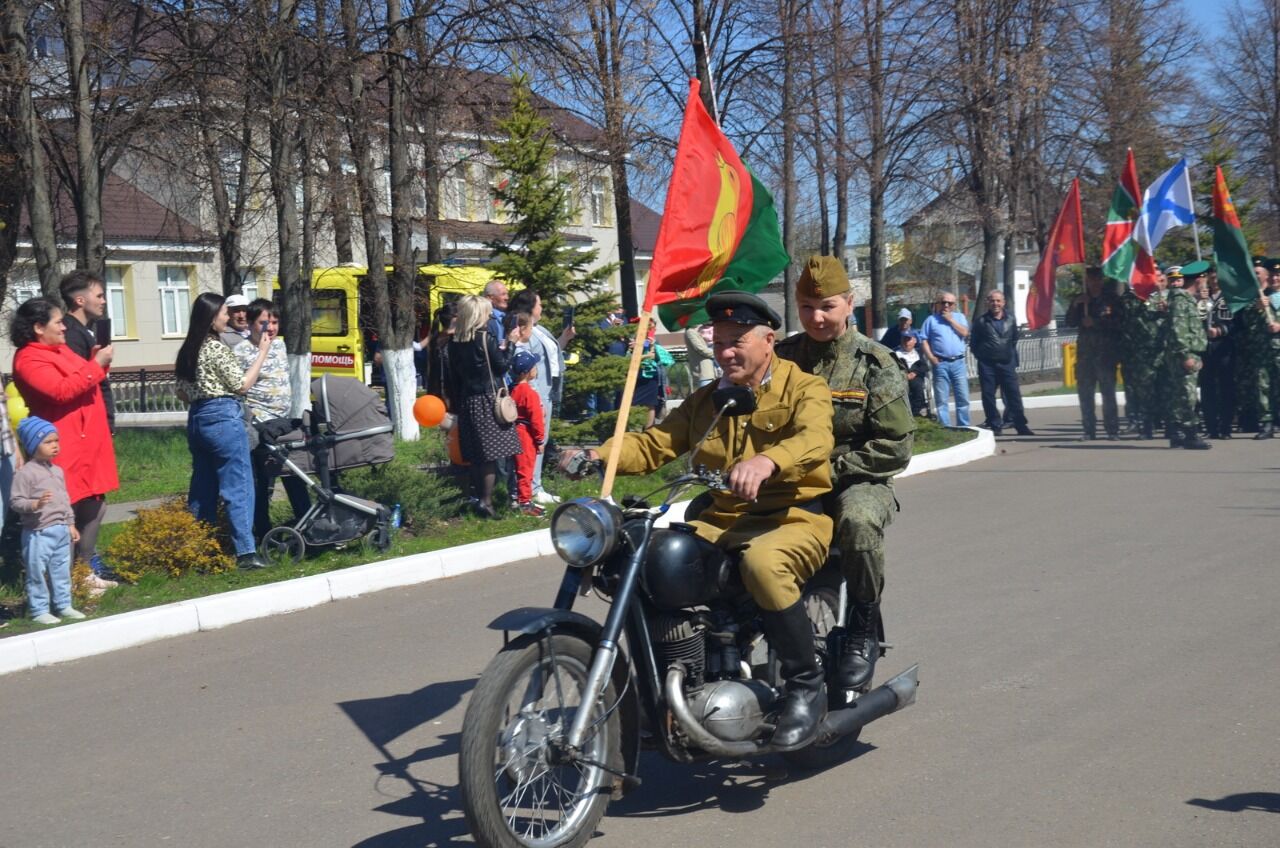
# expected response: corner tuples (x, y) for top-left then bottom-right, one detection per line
(1253, 422), (1274, 440)
(837, 599), (880, 691)
(1182, 427), (1211, 449)
(760, 600), (827, 751)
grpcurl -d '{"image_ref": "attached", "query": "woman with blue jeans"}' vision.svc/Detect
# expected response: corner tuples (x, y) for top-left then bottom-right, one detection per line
(175, 293), (271, 569)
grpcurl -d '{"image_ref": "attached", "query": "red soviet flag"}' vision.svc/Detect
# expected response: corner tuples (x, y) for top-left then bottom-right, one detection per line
(1026, 178), (1085, 329)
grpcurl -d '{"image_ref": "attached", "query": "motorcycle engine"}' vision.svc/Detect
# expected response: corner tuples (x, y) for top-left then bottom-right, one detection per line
(653, 613), (777, 743)
(651, 614), (706, 690)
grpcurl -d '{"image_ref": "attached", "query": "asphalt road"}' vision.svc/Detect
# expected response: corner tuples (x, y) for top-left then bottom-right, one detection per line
(4, 408), (1279, 848)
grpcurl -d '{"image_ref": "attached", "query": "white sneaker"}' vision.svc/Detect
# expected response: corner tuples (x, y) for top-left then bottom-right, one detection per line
(58, 607), (86, 620)
(32, 612), (60, 625)
(533, 491), (561, 505)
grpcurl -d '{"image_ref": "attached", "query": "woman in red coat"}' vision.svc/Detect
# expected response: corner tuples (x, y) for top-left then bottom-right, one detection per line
(10, 297), (118, 586)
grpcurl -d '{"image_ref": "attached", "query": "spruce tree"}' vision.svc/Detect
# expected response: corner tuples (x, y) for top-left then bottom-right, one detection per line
(487, 74), (631, 435)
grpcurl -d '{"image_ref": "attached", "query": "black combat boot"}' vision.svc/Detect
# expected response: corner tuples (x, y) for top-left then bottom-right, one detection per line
(1167, 426), (1184, 448)
(1253, 423), (1274, 440)
(837, 599), (880, 692)
(760, 600), (827, 751)
(1181, 427), (1211, 450)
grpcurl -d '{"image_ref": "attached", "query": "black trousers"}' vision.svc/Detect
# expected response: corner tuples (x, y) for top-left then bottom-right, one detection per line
(1200, 343), (1235, 436)
(250, 447), (313, 539)
(977, 360), (1027, 428)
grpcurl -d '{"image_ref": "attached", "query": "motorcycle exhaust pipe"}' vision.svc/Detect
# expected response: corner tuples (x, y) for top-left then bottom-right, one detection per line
(664, 663), (919, 759)
(818, 664), (919, 739)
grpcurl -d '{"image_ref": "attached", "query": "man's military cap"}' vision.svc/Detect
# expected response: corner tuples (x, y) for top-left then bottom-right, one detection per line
(1181, 259), (1212, 278)
(1265, 257), (1280, 273)
(1166, 265), (1183, 279)
(705, 290), (782, 330)
(795, 254), (851, 298)
(1254, 255), (1268, 267)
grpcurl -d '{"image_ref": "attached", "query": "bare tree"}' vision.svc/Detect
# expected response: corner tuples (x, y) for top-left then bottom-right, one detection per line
(250, 0), (310, 410)
(846, 0), (942, 334)
(2, 0), (59, 296)
(1219, 0), (1280, 246)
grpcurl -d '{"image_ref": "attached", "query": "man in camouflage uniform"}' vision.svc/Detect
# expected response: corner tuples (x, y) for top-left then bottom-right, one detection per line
(776, 256), (915, 691)
(1118, 269), (1168, 439)
(1254, 290), (1280, 439)
(1164, 267), (1211, 449)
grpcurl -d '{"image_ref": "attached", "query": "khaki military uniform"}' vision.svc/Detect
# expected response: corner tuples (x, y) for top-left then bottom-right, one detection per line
(775, 330), (915, 603)
(603, 356), (834, 611)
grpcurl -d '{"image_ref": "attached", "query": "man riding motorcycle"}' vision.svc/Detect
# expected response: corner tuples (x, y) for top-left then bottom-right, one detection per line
(776, 256), (915, 690)
(570, 290), (835, 749)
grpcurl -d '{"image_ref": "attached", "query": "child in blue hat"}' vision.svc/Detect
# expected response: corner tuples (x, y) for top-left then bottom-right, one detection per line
(10, 416), (84, 624)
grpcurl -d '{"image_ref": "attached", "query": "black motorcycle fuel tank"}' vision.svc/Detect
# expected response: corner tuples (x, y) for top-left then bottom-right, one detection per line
(640, 523), (736, 610)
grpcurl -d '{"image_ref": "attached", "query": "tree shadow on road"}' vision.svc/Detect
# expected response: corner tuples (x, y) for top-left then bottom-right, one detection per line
(1187, 792), (1280, 813)
(610, 743), (875, 820)
(339, 678), (476, 847)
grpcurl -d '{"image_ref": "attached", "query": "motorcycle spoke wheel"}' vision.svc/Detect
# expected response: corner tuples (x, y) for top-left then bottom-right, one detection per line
(461, 634), (621, 848)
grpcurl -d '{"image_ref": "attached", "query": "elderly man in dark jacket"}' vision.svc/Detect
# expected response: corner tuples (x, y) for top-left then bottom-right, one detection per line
(972, 290), (1033, 436)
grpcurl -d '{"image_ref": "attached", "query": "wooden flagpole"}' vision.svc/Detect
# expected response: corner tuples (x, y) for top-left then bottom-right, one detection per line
(598, 309), (653, 500)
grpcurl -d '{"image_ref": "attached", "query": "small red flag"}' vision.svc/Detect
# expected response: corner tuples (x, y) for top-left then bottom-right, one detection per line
(1026, 179), (1085, 330)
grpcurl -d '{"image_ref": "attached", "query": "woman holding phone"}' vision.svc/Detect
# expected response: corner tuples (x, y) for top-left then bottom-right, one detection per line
(10, 296), (119, 592)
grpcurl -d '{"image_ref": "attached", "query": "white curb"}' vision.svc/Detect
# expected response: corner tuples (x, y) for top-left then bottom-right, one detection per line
(0, 428), (992, 676)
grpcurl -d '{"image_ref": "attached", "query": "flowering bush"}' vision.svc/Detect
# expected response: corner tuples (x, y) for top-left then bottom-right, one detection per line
(104, 499), (234, 582)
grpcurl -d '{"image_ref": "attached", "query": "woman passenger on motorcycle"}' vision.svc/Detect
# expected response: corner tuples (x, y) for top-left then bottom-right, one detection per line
(775, 256), (915, 691)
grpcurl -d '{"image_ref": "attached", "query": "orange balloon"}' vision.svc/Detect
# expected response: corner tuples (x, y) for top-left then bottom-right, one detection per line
(413, 394), (446, 428)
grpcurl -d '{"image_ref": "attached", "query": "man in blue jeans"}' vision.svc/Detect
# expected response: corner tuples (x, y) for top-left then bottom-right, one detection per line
(919, 290), (971, 426)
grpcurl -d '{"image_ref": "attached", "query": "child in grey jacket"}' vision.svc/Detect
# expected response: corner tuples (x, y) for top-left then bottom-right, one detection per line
(11, 417), (83, 624)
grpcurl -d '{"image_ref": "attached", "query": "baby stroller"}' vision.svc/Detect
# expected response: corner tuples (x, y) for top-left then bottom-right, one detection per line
(256, 375), (396, 564)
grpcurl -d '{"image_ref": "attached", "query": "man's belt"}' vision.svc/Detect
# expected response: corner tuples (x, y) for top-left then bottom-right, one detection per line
(936, 354), (965, 362)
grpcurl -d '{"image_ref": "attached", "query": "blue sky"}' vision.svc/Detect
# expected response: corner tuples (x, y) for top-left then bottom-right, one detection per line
(1181, 0), (1227, 30)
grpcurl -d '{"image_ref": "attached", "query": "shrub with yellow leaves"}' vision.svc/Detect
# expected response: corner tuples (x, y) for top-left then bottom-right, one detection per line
(104, 498), (234, 582)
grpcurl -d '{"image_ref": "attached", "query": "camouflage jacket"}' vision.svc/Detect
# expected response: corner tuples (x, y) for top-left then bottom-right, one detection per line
(1119, 290), (1166, 357)
(775, 329), (914, 487)
(1166, 288), (1207, 359)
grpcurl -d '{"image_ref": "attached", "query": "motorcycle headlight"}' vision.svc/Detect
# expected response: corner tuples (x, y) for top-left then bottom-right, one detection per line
(550, 498), (622, 567)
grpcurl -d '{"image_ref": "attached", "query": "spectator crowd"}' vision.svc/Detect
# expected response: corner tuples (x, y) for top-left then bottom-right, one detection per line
(12, 253), (1270, 627)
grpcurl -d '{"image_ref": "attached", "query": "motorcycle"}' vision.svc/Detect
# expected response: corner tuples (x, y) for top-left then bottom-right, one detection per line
(458, 385), (919, 848)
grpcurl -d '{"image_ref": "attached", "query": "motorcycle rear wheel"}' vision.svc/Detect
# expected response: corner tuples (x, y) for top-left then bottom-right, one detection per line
(783, 584), (864, 771)
(460, 633), (622, 848)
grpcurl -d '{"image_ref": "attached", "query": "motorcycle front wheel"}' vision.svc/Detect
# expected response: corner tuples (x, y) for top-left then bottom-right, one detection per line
(459, 633), (623, 848)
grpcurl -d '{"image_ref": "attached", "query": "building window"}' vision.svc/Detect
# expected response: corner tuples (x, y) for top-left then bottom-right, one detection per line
(158, 265), (191, 336)
(105, 266), (130, 338)
(240, 268), (259, 302)
(589, 176), (608, 226)
(442, 164), (470, 220)
(7, 266), (42, 309)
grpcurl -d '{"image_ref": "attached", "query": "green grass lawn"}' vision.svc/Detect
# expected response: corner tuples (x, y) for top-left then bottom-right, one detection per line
(113, 428), (191, 503)
(0, 419), (975, 634)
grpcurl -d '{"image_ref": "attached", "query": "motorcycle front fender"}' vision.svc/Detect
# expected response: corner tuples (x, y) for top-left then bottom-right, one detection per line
(485, 606), (642, 797)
